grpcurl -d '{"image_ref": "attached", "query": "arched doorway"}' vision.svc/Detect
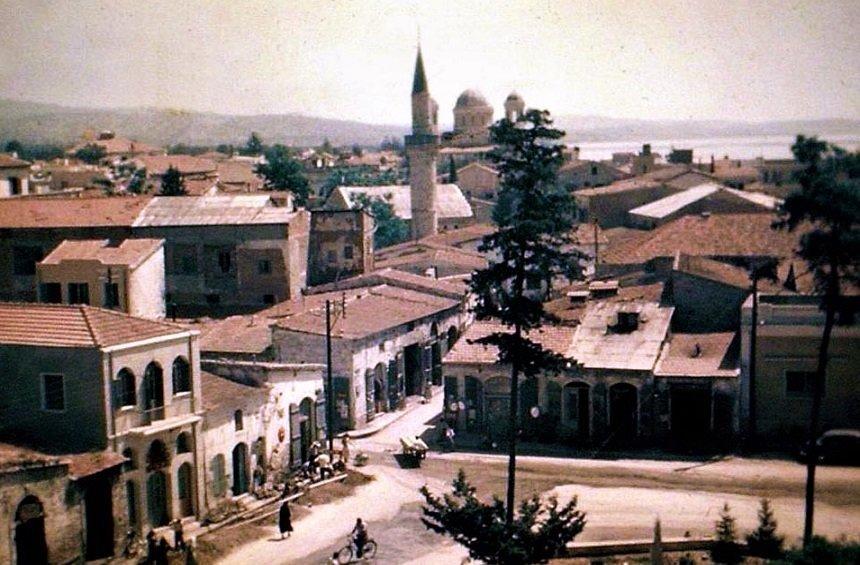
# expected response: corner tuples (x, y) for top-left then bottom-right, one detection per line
(177, 463), (194, 517)
(232, 443), (249, 495)
(484, 376), (511, 441)
(15, 495), (48, 565)
(609, 383), (638, 443)
(374, 363), (387, 413)
(299, 397), (315, 462)
(146, 471), (169, 527)
(447, 326), (459, 350)
(563, 382), (590, 442)
(464, 376), (483, 432)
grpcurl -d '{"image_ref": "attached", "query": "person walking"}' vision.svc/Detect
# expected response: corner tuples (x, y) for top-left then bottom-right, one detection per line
(155, 537), (170, 565)
(279, 500), (293, 539)
(171, 518), (186, 551)
(340, 434), (351, 467)
(145, 530), (157, 564)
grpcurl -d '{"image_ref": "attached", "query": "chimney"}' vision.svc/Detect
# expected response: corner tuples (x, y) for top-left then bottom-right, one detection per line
(572, 146), (581, 161)
(709, 154), (715, 173)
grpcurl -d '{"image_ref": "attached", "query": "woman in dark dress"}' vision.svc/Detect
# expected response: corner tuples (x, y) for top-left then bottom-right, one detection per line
(279, 500), (293, 539)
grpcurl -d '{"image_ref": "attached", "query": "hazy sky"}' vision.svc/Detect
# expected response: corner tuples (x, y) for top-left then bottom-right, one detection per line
(1, 0), (857, 125)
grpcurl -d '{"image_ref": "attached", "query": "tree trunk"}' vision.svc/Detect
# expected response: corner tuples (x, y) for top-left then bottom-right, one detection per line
(506, 347), (520, 526)
(803, 262), (839, 547)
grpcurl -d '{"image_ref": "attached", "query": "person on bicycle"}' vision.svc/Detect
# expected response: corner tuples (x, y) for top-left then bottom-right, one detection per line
(351, 518), (368, 557)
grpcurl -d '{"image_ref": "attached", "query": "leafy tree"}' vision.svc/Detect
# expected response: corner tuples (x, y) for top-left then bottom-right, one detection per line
(4, 139), (23, 155)
(420, 469), (586, 565)
(471, 109), (584, 525)
(127, 167), (148, 194)
(448, 155), (458, 183)
(352, 193), (409, 248)
(257, 144), (310, 206)
(712, 503), (742, 564)
(774, 136), (860, 547)
(746, 498), (784, 559)
(319, 138), (334, 154)
(242, 132), (264, 156)
(320, 166), (400, 200)
(352, 144), (364, 157)
(159, 165), (186, 196)
(380, 136), (404, 153)
(216, 143), (235, 156)
(74, 143), (106, 164)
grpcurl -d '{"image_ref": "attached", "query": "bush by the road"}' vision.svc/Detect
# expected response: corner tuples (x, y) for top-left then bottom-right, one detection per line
(420, 469), (586, 564)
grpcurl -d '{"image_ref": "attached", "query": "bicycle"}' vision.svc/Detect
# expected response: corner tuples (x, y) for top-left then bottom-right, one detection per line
(336, 535), (377, 563)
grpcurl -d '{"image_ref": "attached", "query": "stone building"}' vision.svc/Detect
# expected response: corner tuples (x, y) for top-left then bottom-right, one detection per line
(557, 159), (627, 191)
(0, 444), (126, 564)
(0, 153), (31, 198)
(0, 194), (310, 312)
(307, 209), (374, 286)
(272, 281), (467, 431)
(0, 302), (206, 535)
(740, 294), (860, 445)
(36, 238), (166, 319)
(449, 89), (494, 147)
(456, 162), (499, 200)
(439, 299), (739, 448)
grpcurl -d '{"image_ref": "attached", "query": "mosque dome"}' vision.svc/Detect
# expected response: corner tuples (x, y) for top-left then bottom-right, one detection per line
(505, 91), (524, 103)
(455, 89), (491, 109)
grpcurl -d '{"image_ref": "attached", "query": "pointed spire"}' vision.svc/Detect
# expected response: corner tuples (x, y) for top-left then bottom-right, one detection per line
(412, 47), (428, 95)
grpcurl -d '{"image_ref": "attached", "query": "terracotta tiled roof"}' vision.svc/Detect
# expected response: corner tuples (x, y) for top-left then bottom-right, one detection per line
(40, 238), (163, 269)
(0, 153), (30, 168)
(197, 315), (273, 355)
(0, 196), (152, 228)
(306, 268), (467, 299)
(135, 155), (217, 176)
(421, 223), (496, 248)
(602, 213), (801, 265)
(443, 320), (577, 365)
(201, 370), (267, 411)
(67, 451), (126, 479)
(275, 285), (459, 339)
(654, 332), (739, 377)
(0, 302), (189, 348)
(0, 442), (66, 471)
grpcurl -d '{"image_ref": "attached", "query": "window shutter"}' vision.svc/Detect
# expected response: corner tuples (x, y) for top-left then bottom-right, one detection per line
(315, 399), (327, 441)
(289, 404), (302, 468)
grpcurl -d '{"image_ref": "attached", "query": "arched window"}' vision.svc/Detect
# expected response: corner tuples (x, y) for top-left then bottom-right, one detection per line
(172, 357), (191, 395)
(234, 410), (243, 431)
(145, 439), (170, 472)
(142, 362), (164, 413)
(115, 368), (136, 408)
(15, 495), (48, 564)
(176, 432), (191, 454)
(211, 454), (227, 497)
(447, 326), (459, 350)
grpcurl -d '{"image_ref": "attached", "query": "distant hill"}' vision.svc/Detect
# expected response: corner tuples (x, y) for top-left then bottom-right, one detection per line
(1, 98), (857, 149)
(0, 99), (409, 148)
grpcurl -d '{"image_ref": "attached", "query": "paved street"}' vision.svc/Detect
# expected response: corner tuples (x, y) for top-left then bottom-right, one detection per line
(221, 394), (860, 564)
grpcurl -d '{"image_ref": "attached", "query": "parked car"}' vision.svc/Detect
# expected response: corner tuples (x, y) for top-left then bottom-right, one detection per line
(798, 429), (860, 466)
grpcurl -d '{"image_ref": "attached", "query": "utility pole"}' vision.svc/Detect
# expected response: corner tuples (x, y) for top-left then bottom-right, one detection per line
(593, 220), (599, 270)
(325, 300), (335, 452)
(748, 275), (759, 444)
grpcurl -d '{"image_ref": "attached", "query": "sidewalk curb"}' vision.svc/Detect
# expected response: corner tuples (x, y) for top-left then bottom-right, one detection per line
(348, 390), (441, 440)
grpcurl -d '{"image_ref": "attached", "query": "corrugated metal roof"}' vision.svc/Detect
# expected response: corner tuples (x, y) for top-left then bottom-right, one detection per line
(40, 238), (163, 269)
(330, 184), (473, 220)
(133, 195), (296, 227)
(628, 183), (721, 219)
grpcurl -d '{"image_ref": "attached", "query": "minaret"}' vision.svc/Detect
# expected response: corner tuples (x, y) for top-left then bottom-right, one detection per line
(406, 47), (440, 240)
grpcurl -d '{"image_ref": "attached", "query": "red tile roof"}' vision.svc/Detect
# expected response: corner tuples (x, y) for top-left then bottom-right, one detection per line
(0, 442), (66, 471)
(444, 320), (577, 365)
(0, 196), (152, 228)
(275, 285), (459, 339)
(0, 302), (188, 348)
(67, 451), (126, 479)
(0, 153), (30, 168)
(201, 370), (267, 411)
(602, 214), (801, 265)
(136, 155), (217, 176)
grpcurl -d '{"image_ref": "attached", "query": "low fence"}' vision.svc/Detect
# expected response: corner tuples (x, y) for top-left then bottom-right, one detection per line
(563, 537), (715, 558)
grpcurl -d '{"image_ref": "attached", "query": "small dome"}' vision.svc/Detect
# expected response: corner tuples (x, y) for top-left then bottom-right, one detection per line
(505, 91), (524, 103)
(455, 89), (490, 109)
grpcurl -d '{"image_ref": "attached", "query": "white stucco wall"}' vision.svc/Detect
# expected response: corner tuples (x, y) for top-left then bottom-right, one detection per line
(129, 245), (166, 319)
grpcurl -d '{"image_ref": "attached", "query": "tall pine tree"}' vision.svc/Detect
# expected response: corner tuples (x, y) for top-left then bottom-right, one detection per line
(159, 165), (186, 196)
(471, 109), (584, 525)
